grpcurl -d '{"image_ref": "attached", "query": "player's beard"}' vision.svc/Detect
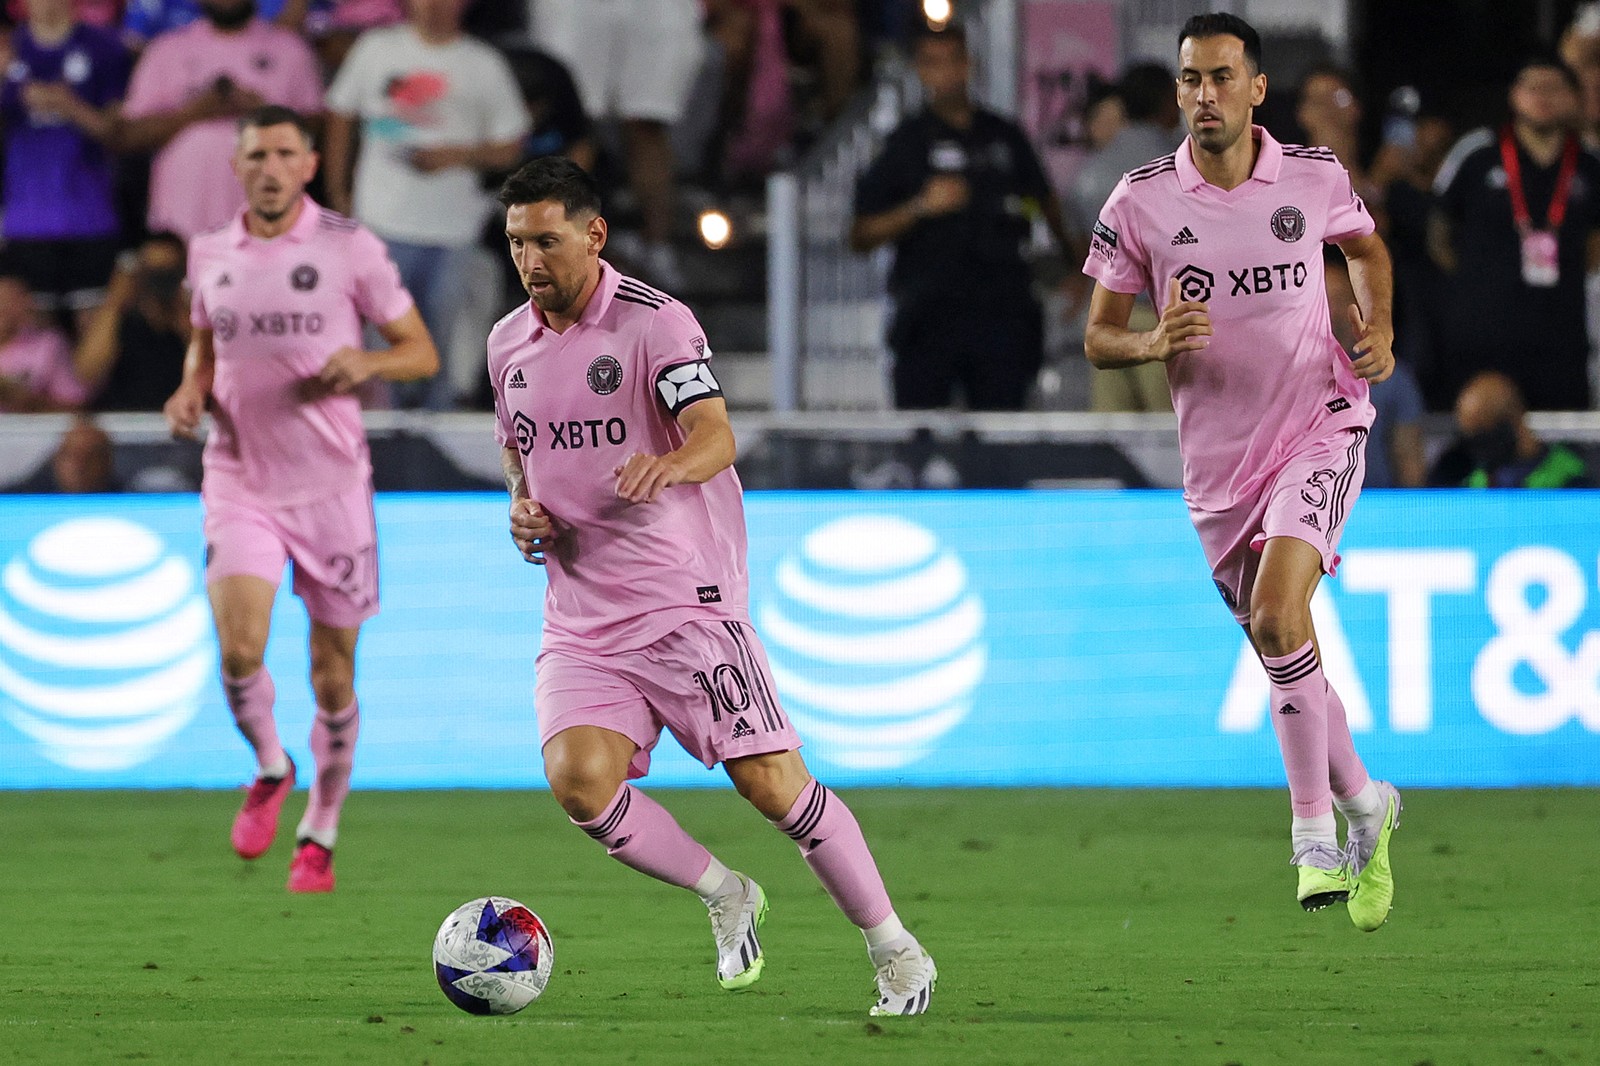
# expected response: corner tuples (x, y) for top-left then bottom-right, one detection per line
(528, 275), (577, 316)
(1191, 117), (1240, 155)
(252, 189), (292, 223)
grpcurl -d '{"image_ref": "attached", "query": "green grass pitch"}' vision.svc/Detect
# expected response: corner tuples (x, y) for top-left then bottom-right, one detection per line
(2, 788), (1596, 1066)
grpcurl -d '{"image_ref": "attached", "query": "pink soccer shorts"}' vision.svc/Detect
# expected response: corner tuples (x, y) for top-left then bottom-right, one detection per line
(1190, 426), (1368, 625)
(535, 619), (802, 778)
(202, 482), (380, 629)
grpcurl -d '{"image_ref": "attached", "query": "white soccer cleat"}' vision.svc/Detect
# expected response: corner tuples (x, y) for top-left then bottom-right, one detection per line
(708, 874), (768, 990)
(869, 942), (937, 1016)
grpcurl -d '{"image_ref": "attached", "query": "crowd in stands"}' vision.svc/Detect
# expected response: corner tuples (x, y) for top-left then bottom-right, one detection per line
(0, 0), (917, 424)
(4, 1), (1600, 494)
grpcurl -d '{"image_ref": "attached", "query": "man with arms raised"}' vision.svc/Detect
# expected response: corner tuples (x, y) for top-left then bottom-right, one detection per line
(489, 157), (936, 1014)
(1082, 14), (1403, 930)
(165, 105), (437, 892)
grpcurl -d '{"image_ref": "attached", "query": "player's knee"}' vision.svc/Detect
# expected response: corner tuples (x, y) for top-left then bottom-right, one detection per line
(729, 757), (809, 820)
(218, 645), (265, 681)
(309, 671), (354, 712)
(1250, 598), (1309, 657)
(308, 656), (355, 710)
(545, 749), (625, 823)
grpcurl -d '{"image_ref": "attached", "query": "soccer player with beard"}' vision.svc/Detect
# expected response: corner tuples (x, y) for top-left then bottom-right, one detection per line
(487, 157), (936, 1015)
(1081, 13), (1403, 930)
(165, 106), (436, 892)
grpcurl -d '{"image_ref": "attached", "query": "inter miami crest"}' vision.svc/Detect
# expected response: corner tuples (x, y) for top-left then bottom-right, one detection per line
(290, 264), (319, 291)
(212, 308), (239, 342)
(1270, 206), (1307, 242)
(587, 355), (623, 395)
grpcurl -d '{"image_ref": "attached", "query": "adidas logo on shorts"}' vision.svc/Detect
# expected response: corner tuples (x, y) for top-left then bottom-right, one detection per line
(731, 717), (756, 739)
(1299, 512), (1321, 531)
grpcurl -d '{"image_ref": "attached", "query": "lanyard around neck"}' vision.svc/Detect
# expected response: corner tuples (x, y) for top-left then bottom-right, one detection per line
(1500, 125), (1579, 232)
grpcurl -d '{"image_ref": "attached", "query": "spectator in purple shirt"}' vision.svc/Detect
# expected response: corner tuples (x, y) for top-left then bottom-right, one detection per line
(1, 0), (131, 338)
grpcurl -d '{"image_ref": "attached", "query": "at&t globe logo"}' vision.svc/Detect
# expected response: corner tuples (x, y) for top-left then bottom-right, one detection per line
(0, 518), (210, 770)
(758, 515), (986, 769)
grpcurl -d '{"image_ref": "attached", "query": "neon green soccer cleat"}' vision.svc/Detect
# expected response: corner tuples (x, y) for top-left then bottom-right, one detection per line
(1293, 842), (1353, 912)
(1347, 782), (1403, 932)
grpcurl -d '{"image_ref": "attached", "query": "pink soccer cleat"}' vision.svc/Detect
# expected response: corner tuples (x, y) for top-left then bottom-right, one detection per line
(287, 841), (335, 893)
(231, 759), (295, 860)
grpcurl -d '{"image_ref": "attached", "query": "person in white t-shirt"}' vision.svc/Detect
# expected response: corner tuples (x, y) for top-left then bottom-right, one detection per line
(324, 0), (528, 410)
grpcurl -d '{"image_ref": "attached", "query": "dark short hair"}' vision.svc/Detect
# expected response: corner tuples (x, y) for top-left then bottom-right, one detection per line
(496, 156), (602, 217)
(238, 104), (314, 148)
(910, 20), (967, 54)
(1120, 62), (1175, 122)
(1179, 13), (1263, 75)
(1513, 52), (1581, 93)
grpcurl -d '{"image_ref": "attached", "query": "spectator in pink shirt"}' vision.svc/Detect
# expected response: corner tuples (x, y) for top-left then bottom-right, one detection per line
(0, 271), (91, 411)
(113, 0), (323, 241)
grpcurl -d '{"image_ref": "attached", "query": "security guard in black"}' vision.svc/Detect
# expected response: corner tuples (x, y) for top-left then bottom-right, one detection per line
(852, 24), (1066, 410)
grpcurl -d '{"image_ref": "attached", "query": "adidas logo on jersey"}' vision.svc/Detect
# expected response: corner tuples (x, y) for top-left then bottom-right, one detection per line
(1171, 226), (1199, 246)
(731, 717), (756, 739)
(508, 368), (527, 389)
(1278, 702), (1300, 715)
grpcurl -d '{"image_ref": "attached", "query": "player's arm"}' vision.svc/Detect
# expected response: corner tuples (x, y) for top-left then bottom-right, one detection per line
(502, 445), (556, 566)
(1336, 232), (1396, 383)
(163, 328), (215, 439)
(1084, 278), (1211, 369)
(308, 307), (439, 398)
(614, 396), (737, 505)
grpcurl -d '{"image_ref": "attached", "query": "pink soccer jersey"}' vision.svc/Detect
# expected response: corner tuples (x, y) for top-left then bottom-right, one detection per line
(1083, 126), (1376, 511)
(489, 263), (749, 654)
(122, 19), (324, 240)
(0, 326), (89, 410)
(188, 198), (414, 506)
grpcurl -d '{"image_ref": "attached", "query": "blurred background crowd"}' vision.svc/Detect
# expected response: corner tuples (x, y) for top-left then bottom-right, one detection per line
(5, 0), (1600, 493)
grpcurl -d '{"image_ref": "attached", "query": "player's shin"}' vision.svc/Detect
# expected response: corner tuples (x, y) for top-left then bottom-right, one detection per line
(223, 666), (287, 775)
(1262, 641), (1335, 837)
(1325, 681), (1375, 810)
(298, 698), (360, 847)
(772, 779), (896, 935)
(573, 783), (718, 889)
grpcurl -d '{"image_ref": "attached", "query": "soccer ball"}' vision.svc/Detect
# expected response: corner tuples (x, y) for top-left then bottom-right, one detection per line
(432, 896), (555, 1015)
